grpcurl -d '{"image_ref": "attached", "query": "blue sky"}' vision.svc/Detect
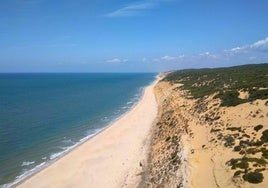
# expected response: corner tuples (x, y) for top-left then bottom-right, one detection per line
(0, 0), (268, 72)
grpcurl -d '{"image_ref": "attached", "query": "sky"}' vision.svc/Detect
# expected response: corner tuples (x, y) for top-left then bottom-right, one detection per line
(0, 0), (268, 72)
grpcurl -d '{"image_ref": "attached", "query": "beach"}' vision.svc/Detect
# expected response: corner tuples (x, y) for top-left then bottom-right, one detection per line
(16, 78), (159, 188)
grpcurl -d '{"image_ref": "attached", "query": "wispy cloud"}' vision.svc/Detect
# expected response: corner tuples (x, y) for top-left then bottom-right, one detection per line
(2, 0), (45, 9)
(142, 57), (148, 62)
(161, 55), (176, 61)
(250, 37), (268, 52)
(199, 51), (217, 58)
(144, 37), (268, 70)
(225, 37), (268, 53)
(156, 54), (185, 62)
(104, 0), (176, 18)
(106, 58), (128, 63)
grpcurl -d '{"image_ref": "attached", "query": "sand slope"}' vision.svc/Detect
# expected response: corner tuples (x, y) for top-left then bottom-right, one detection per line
(17, 79), (158, 188)
(148, 80), (268, 187)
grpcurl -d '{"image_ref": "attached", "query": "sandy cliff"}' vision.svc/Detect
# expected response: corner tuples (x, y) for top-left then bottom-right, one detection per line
(146, 79), (268, 188)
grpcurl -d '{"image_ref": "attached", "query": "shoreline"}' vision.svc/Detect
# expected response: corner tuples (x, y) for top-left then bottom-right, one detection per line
(15, 76), (160, 188)
(9, 93), (137, 187)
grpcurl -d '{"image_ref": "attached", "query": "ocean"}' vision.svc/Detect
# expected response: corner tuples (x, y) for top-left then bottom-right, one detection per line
(0, 73), (156, 187)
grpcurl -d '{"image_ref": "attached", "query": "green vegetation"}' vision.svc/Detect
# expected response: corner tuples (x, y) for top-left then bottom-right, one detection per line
(227, 156), (267, 183)
(261, 149), (268, 159)
(164, 64), (268, 106)
(223, 135), (235, 147)
(228, 158), (249, 170)
(165, 136), (171, 142)
(233, 145), (242, 152)
(224, 128), (268, 184)
(254, 124), (263, 132)
(260, 129), (268, 143)
(227, 127), (242, 132)
(210, 128), (221, 133)
(243, 171), (264, 184)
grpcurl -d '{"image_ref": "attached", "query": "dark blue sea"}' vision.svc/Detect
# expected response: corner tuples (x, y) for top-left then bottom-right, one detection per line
(0, 73), (156, 187)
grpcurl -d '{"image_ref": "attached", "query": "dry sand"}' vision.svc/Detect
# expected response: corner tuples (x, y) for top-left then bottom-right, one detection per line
(187, 99), (268, 188)
(16, 78), (159, 188)
(149, 80), (268, 187)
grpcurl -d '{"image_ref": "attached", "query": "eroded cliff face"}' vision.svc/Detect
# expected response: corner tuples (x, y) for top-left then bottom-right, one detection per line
(145, 81), (192, 188)
(145, 80), (268, 188)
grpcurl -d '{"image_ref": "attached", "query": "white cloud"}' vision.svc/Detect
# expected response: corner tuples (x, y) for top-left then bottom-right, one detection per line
(225, 37), (268, 53)
(159, 54), (185, 61)
(249, 56), (257, 60)
(199, 51), (217, 58)
(104, 0), (177, 18)
(250, 37), (268, 52)
(161, 55), (176, 61)
(106, 58), (128, 63)
(142, 57), (147, 62)
(153, 58), (161, 63)
(230, 47), (244, 52)
(105, 2), (154, 17)
(147, 37), (268, 70)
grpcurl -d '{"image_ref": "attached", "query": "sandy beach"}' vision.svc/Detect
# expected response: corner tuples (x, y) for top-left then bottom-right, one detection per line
(16, 78), (158, 188)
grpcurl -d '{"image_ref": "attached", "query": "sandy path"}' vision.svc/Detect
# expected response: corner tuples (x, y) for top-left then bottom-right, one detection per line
(16, 78), (158, 188)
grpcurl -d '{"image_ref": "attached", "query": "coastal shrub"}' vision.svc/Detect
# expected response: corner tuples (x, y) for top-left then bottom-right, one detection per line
(261, 149), (268, 159)
(242, 134), (250, 138)
(217, 133), (223, 140)
(235, 161), (249, 169)
(172, 135), (178, 143)
(233, 145), (242, 152)
(223, 135), (235, 147)
(243, 172), (264, 184)
(252, 140), (264, 147)
(246, 158), (267, 165)
(255, 168), (266, 173)
(249, 89), (268, 101)
(168, 121), (176, 127)
(227, 127), (242, 132)
(216, 90), (243, 107)
(260, 129), (268, 143)
(239, 140), (253, 147)
(227, 157), (267, 170)
(233, 170), (243, 177)
(227, 158), (249, 169)
(165, 136), (171, 142)
(254, 125), (263, 132)
(246, 148), (259, 155)
(210, 128), (221, 133)
(164, 64), (268, 106)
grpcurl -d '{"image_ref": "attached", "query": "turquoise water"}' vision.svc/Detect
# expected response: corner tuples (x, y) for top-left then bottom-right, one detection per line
(0, 73), (156, 187)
